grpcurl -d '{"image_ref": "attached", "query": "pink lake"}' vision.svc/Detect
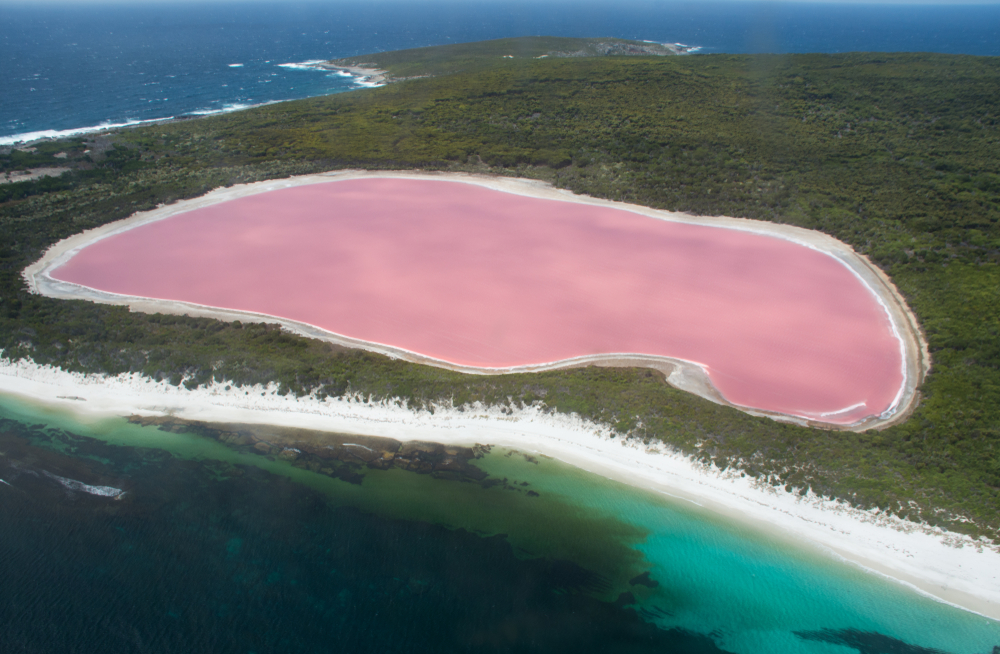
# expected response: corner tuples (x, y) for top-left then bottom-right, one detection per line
(53, 177), (904, 424)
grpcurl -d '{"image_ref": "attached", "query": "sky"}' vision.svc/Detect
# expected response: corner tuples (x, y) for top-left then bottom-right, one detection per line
(2, 0), (999, 5)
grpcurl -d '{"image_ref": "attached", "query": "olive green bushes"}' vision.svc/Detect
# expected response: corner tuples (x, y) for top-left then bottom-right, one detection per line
(1, 48), (998, 537)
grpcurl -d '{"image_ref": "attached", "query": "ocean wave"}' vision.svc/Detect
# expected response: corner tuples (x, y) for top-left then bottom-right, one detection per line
(0, 100), (293, 145)
(277, 59), (328, 71)
(0, 117), (173, 146)
(325, 68), (385, 88)
(185, 100), (281, 116)
(186, 103), (255, 116)
(43, 470), (124, 498)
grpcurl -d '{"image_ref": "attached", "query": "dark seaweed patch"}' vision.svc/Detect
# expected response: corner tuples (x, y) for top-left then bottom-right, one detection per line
(795, 628), (957, 654)
(0, 414), (732, 653)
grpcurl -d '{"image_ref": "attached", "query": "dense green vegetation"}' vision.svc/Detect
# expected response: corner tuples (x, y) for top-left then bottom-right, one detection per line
(328, 36), (681, 79)
(2, 41), (999, 539)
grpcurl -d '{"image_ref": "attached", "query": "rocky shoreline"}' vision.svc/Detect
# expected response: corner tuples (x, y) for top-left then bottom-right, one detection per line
(315, 63), (389, 87)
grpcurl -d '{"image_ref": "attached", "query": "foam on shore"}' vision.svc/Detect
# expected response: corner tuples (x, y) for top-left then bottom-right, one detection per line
(0, 117), (174, 147)
(277, 60), (329, 71)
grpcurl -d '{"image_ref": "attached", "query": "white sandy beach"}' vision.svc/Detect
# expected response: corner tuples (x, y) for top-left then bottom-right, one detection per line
(12, 168), (988, 620)
(23, 169), (930, 431)
(0, 356), (997, 621)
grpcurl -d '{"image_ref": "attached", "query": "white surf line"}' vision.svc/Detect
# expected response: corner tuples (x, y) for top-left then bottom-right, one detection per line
(42, 470), (125, 498)
(0, 116), (177, 147)
(277, 60), (328, 70)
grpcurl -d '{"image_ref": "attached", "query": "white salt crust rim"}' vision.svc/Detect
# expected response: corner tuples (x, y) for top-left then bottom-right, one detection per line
(22, 170), (930, 430)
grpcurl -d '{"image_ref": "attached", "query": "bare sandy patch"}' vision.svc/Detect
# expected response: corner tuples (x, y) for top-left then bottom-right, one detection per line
(2, 167), (71, 184)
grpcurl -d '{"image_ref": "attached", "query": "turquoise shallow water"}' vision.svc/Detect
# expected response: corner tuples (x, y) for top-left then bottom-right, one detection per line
(1, 391), (997, 653)
(480, 453), (1000, 652)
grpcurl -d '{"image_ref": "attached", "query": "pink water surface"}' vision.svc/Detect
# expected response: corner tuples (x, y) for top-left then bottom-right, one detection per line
(53, 178), (904, 424)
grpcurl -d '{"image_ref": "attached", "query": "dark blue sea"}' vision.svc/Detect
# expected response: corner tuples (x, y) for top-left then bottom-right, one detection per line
(2, 0), (1000, 143)
(2, 395), (998, 653)
(3, 2), (1000, 651)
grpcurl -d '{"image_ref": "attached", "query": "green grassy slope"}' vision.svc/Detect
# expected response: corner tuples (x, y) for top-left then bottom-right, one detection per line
(1, 45), (998, 539)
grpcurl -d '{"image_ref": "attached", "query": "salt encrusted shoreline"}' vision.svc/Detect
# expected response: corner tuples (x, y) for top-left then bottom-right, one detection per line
(23, 169), (930, 431)
(0, 356), (997, 620)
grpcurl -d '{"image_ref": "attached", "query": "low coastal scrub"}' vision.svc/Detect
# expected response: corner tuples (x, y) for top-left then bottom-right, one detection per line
(1, 43), (998, 539)
(326, 36), (686, 80)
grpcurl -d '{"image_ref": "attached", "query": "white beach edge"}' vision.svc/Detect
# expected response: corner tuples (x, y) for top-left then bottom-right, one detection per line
(0, 357), (997, 621)
(12, 169), (991, 618)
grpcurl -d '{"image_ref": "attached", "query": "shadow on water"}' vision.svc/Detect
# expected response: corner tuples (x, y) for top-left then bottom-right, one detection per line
(120, 414), (657, 593)
(1, 395), (997, 653)
(0, 409), (735, 653)
(796, 628), (961, 654)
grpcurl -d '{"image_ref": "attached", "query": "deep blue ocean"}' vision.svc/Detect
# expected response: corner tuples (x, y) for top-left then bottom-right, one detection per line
(2, 395), (999, 653)
(3, 2), (1000, 651)
(2, 0), (1000, 143)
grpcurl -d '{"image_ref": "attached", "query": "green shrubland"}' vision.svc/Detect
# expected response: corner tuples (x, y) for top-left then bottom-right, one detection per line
(1, 43), (998, 538)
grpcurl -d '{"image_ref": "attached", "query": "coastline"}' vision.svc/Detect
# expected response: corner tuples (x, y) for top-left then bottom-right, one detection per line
(23, 169), (930, 431)
(0, 103), (280, 148)
(315, 63), (389, 87)
(0, 355), (997, 621)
